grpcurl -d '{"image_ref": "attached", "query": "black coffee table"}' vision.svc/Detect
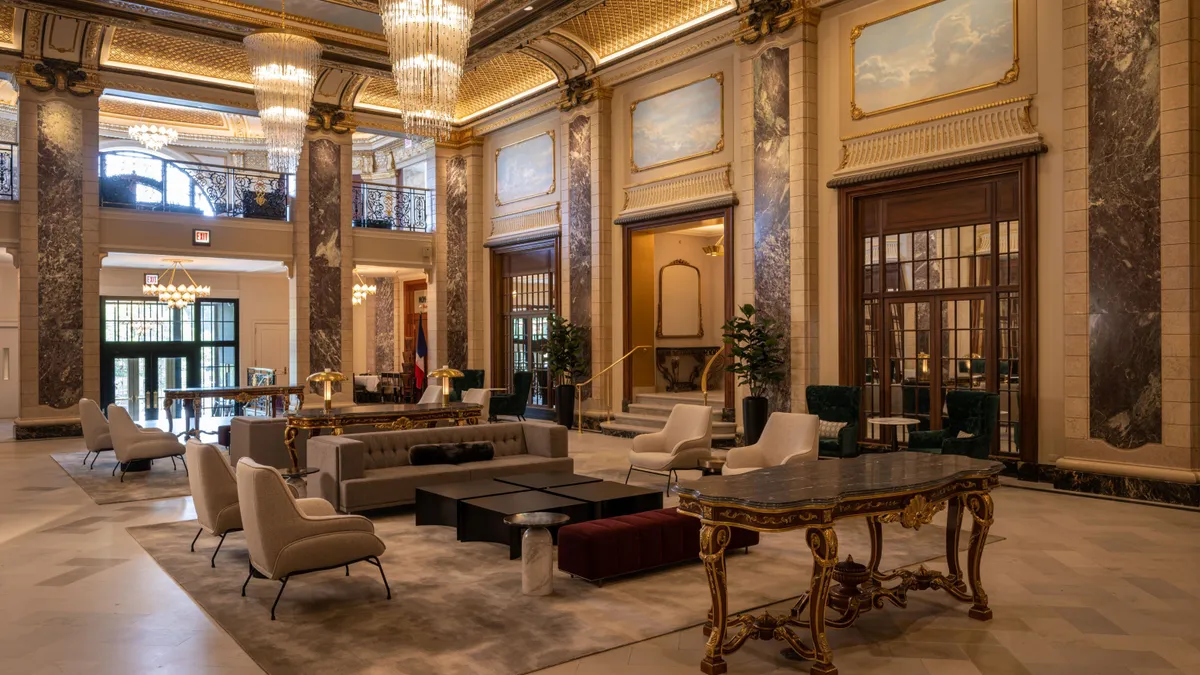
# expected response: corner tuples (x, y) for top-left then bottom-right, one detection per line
(546, 481), (664, 520)
(415, 479), (530, 532)
(495, 472), (602, 490)
(459, 491), (592, 559)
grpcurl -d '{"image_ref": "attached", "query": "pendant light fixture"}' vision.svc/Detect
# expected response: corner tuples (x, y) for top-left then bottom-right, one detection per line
(143, 259), (211, 310)
(352, 270), (377, 306)
(244, 0), (322, 174)
(127, 99), (179, 152)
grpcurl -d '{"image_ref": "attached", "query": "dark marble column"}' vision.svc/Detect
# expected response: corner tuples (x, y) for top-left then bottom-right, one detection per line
(37, 100), (84, 409)
(1087, 0), (1160, 448)
(308, 138), (342, 384)
(445, 155), (468, 368)
(568, 114), (593, 379)
(374, 277), (395, 372)
(753, 46), (792, 413)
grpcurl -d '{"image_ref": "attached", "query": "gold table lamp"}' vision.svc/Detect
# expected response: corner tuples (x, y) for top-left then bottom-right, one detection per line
(306, 369), (347, 411)
(429, 366), (463, 406)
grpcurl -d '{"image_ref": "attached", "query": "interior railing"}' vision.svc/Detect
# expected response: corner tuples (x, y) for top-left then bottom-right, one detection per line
(0, 143), (16, 201)
(351, 181), (433, 232)
(575, 345), (652, 434)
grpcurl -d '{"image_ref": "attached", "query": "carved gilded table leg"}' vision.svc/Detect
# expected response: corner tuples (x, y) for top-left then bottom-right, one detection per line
(806, 526), (839, 675)
(944, 495), (968, 592)
(965, 492), (994, 621)
(699, 523), (731, 675)
(866, 516), (883, 579)
(283, 425), (300, 472)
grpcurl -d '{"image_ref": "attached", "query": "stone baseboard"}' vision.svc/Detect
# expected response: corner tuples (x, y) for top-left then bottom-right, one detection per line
(997, 458), (1200, 508)
(15, 418), (83, 440)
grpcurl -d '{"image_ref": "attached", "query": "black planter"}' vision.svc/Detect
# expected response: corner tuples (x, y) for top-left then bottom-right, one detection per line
(742, 396), (770, 445)
(556, 384), (576, 429)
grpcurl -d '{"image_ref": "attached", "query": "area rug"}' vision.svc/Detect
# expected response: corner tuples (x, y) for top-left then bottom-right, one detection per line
(129, 508), (1004, 675)
(52, 451), (193, 505)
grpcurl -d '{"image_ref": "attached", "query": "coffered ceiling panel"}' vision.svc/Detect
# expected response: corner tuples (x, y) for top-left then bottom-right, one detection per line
(99, 96), (227, 128)
(0, 6), (17, 48)
(454, 50), (557, 120)
(105, 27), (254, 87)
(558, 0), (732, 61)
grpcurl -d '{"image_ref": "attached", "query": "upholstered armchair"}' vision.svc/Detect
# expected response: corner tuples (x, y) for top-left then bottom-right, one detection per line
(450, 369), (486, 402)
(489, 371), (532, 421)
(462, 388), (492, 418)
(236, 458), (390, 620)
(908, 390), (999, 460)
(107, 405), (187, 481)
(723, 413), (820, 476)
(417, 385), (443, 404)
(626, 404), (713, 491)
(805, 385), (862, 459)
(79, 398), (114, 469)
(185, 441), (242, 567)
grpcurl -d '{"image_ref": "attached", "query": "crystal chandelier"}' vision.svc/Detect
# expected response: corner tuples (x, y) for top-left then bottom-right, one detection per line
(128, 99), (179, 151)
(352, 270), (377, 306)
(143, 260), (211, 310)
(378, 0), (475, 139)
(244, 1), (322, 174)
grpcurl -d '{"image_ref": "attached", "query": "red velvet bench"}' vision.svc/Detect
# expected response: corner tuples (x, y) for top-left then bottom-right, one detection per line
(557, 507), (759, 584)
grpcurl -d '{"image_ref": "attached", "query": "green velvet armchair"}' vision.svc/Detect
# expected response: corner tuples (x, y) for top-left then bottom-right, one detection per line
(449, 369), (485, 402)
(805, 385), (861, 458)
(907, 390), (999, 459)
(488, 371), (532, 421)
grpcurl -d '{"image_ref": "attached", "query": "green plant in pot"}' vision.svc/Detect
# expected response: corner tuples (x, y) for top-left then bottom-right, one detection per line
(545, 314), (589, 429)
(722, 304), (786, 445)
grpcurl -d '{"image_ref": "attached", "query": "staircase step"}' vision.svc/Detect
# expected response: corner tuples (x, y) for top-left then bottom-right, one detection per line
(608, 412), (736, 431)
(633, 392), (723, 411)
(626, 402), (725, 420)
(599, 421), (737, 441)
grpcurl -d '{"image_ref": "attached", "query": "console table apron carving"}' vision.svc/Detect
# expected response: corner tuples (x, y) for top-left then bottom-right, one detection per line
(674, 453), (1003, 675)
(163, 385), (306, 438)
(283, 402), (483, 470)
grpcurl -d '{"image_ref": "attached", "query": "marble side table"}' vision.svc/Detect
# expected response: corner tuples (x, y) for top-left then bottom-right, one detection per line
(504, 512), (571, 596)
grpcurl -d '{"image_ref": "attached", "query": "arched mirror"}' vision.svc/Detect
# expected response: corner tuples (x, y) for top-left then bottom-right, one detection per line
(657, 259), (703, 338)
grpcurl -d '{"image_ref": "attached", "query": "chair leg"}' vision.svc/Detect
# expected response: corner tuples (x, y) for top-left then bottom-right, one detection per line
(190, 528), (202, 553)
(210, 532), (228, 568)
(367, 557), (392, 600)
(345, 565), (350, 576)
(171, 456), (177, 471)
(112, 463), (118, 477)
(90, 452), (101, 470)
(180, 455), (188, 475)
(270, 577), (289, 620)
(624, 466), (632, 484)
(665, 471), (672, 494)
(83, 450), (92, 465)
(120, 467), (127, 483)
(241, 566), (253, 597)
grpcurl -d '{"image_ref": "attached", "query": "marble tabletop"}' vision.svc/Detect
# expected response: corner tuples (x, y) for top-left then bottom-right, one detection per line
(288, 402), (480, 420)
(675, 453), (1003, 510)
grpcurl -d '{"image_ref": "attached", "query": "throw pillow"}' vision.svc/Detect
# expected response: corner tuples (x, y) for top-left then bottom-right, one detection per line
(956, 431), (976, 439)
(819, 420), (848, 439)
(408, 444), (450, 466)
(445, 441), (495, 464)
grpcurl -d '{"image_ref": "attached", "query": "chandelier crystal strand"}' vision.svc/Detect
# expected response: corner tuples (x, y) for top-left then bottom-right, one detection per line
(128, 99), (179, 151)
(244, 2), (322, 174)
(378, 0), (475, 139)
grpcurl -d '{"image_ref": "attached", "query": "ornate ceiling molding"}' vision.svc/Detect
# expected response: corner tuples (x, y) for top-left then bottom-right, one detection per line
(487, 202), (562, 247)
(617, 163), (735, 224)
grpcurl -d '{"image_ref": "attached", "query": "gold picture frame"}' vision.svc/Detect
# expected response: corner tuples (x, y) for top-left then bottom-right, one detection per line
(494, 129), (556, 207)
(849, 0), (1019, 120)
(630, 73), (725, 173)
(657, 259), (703, 339)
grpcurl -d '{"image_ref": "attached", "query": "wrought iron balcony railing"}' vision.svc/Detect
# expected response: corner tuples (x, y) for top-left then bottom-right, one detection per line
(99, 151), (290, 220)
(0, 143), (16, 201)
(351, 181), (432, 232)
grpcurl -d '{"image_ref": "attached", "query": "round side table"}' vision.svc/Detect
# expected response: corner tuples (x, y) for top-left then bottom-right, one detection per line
(281, 466), (319, 498)
(698, 457), (726, 476)
(504, 512), (571, 596)
(866, 417), (920, 453)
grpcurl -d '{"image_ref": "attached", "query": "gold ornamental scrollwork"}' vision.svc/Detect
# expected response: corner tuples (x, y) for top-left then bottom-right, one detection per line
(879, 494), (945, 530)
(737, 0), (796, 45)
(308, 103), (356, 135)
(20, 59), (99, 97)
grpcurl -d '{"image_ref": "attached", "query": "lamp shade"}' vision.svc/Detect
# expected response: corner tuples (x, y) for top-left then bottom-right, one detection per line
(429, 366), (464, 379)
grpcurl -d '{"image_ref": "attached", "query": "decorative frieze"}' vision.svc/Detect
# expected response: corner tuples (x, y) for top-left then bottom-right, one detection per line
(616, 164), (734, 224)
(829, 97), (1042, 187)
(487, 202), (561, 242)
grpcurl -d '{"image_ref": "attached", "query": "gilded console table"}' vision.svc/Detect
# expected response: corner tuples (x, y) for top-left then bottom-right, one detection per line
(163, 385), (306, 438)
(283, 402), (482, 469)
(675, 453), (1003, 675)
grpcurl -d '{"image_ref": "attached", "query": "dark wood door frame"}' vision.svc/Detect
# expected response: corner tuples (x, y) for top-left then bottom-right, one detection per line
(621, 206), (736, 413)
(489, 236), (562, 390)
(837, 156), (1039, 463)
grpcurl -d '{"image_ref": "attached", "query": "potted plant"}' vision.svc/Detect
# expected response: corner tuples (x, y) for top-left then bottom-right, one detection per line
(722, 303), (786, 445)
(545, 314), (589, 428)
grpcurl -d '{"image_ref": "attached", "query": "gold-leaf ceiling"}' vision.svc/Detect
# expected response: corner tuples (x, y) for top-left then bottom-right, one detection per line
(107, 28), (253, 85)
(100, 97), (226, 127)
(560, 0), (730, 59)
(454, 51), (555, 119)
(0, 6), (14, 46)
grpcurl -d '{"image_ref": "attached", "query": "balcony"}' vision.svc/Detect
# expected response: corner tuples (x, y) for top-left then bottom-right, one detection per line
(351, 182), (432, 232)
(99, 151), (290, 221)
(0, 143), (16, 201)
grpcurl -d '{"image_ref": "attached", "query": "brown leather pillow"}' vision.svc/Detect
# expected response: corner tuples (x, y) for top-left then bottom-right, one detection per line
(408, 441), (495, 466)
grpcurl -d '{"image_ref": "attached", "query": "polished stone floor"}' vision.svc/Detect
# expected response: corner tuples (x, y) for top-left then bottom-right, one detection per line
(1, 423), (1198, 675)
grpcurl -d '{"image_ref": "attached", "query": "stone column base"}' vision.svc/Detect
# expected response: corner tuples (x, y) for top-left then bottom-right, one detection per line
(14, 417), (83, 440)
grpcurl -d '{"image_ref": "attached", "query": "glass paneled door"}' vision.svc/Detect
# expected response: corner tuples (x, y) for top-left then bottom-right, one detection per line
(492, 239), (559, 410)
(108, 353), (190, 424)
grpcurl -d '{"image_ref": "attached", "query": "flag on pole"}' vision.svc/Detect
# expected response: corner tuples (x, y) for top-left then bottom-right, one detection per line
(414, 314), (427, 389)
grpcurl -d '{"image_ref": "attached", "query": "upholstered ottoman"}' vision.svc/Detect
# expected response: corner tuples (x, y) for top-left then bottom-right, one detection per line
(557, 507), (759, 583)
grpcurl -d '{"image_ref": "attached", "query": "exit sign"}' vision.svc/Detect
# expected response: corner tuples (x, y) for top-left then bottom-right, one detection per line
(193, 229), (211, 246)
(144, 273), (158, 286)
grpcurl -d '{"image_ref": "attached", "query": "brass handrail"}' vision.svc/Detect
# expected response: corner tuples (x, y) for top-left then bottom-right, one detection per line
(576, 345), (653, 434)
(700, 348), (725, 407)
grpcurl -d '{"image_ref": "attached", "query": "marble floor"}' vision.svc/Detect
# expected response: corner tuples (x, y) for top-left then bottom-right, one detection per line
(1, 424), (1199, 675)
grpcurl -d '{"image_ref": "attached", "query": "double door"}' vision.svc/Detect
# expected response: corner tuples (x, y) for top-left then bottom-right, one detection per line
(102, 349), (193, 424)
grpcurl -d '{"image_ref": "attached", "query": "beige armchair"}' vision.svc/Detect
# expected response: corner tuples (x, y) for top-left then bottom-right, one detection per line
(417, 385), (442, 404)
(107, 405), (187, 481)
(626, 404), (713, 491)
(723, 412), (820, 476)
(236, 458), (389, 620)
(462, 388), (491, 418)
(79, 398), (113, 469)
(186, 441), (242, 567)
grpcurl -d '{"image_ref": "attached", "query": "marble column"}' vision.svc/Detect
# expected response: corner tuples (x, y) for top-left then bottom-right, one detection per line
(1087, 0), (1161, 448)
(444, 155), (469, 369)
(15, 86), (100, 439)
(374, 277), (395, 372)
(752, 46), (792, 413)
(567, 113), (592, 386)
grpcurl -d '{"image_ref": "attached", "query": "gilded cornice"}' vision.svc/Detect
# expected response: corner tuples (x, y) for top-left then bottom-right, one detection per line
(308, 103), (357, 134)
(466, 0), (608, 70)
(19, 58), (101, 97)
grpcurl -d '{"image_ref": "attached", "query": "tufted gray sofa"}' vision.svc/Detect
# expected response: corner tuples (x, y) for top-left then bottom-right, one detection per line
(307, 422), (572, 513)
